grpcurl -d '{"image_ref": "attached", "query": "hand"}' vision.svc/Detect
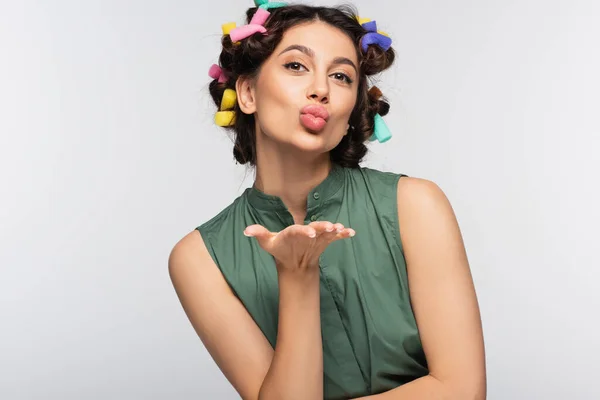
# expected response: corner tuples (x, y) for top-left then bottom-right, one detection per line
(243, 221), (355, 271)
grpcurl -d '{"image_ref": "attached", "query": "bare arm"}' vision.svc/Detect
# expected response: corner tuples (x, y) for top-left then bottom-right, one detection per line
(169, 223), (344, 400)
(168, 230), (273, 399)
(259, 263), (322, 400)
(353, 178), (486, 400)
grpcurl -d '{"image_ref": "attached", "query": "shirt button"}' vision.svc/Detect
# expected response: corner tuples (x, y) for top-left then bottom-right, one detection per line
(313, 192), (320, 200)
(310, 215), (318, 222)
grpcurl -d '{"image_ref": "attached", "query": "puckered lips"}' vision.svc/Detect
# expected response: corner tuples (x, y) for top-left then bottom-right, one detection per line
(299, 104), (330, 132)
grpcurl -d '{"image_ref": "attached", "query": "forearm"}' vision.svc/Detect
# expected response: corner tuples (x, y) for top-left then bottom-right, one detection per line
(351, 375), (446, 400)
(258, 268), (323, 400)
(352, 374), (484, 400)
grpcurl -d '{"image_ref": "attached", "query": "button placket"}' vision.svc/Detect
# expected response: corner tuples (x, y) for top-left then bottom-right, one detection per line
(307, 191), (322, 223)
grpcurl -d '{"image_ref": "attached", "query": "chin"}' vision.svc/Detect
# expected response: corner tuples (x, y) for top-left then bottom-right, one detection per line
(287, 128), (340, 153)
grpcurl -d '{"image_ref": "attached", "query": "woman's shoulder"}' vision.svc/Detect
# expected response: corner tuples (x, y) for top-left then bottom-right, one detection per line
(347, 164), (406, 179)
(349, 165), (440, 192)
(169, 191), (250, 277)
(343, 165), (409, 191)
(346, 165), (447, 213)
(196, 190), (249, 236)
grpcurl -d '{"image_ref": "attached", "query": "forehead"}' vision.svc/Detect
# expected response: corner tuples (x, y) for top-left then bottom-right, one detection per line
(275, 21), (358, 62)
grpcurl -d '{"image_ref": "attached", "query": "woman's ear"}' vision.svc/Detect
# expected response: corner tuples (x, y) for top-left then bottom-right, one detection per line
(235, 76), (257, 114)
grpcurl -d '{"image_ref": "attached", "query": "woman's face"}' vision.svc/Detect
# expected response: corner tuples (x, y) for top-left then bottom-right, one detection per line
(238, 20), (360, 154)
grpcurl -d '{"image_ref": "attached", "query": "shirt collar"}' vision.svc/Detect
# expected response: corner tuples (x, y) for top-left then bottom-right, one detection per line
(246, 163), (345, 212)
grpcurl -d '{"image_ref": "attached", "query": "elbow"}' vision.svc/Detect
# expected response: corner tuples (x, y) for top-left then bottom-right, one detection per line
(449, 378), (486, 400)
(434, 374), (486, 400)
(257, 385), (321, 400)
(462, 387), (486, 400)
(457, 387), (486, 400)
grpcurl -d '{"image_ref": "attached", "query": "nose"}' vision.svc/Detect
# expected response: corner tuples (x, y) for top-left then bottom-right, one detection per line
(307, 73), (329, 104)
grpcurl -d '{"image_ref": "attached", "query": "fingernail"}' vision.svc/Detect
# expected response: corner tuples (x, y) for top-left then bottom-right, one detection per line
(243, 230), (253, 237)
(326, 226), (334, 232)
(349, 230), (355, 237)
(309, 232), (316, 238)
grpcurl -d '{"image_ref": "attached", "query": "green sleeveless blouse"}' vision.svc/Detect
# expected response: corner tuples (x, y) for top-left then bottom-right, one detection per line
(197, 164), (428, 399)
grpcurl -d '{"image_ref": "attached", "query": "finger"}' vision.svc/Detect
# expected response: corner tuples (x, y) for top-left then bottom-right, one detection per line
(283, 224), (317, 239)
(332, 223), (345, 233)
(321, 226), (355, 244)
(322, 222), (345, 237)
(244, 224), (273, 240)
(308, 221), (335, 236)
(342, 228), (356, 238)
(310, 227), (353, 255)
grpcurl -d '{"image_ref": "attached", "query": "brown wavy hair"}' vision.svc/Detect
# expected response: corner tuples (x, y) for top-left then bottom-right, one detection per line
(209, 4), (395, 168)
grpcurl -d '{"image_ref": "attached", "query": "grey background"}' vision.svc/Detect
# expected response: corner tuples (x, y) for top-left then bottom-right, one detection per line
(1, 0), (599, 398)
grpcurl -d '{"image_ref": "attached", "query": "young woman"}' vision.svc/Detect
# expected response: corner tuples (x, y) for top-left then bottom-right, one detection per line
(169, 2), (486, 399)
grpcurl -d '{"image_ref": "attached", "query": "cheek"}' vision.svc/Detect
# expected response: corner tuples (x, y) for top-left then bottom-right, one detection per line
(334, 88), (358, 119)
(259, 73), (303, 105)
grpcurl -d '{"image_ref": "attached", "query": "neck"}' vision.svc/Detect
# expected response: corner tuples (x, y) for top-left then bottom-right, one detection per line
(253, 136), (332, 222)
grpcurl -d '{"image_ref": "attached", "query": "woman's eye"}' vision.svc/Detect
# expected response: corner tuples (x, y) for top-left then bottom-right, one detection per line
(332, 73), (353, 84)
(283, 62), (353, 84)
(284, 62), (306, 71)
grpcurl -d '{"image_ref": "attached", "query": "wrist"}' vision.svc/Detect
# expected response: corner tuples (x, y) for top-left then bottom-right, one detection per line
(276, 264), (320, 289)
(276, 267), (321, 322)
(275, 258), (319, 273)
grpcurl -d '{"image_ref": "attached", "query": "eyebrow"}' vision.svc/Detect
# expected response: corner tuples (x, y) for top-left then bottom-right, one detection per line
(277, 44), (358, 73)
